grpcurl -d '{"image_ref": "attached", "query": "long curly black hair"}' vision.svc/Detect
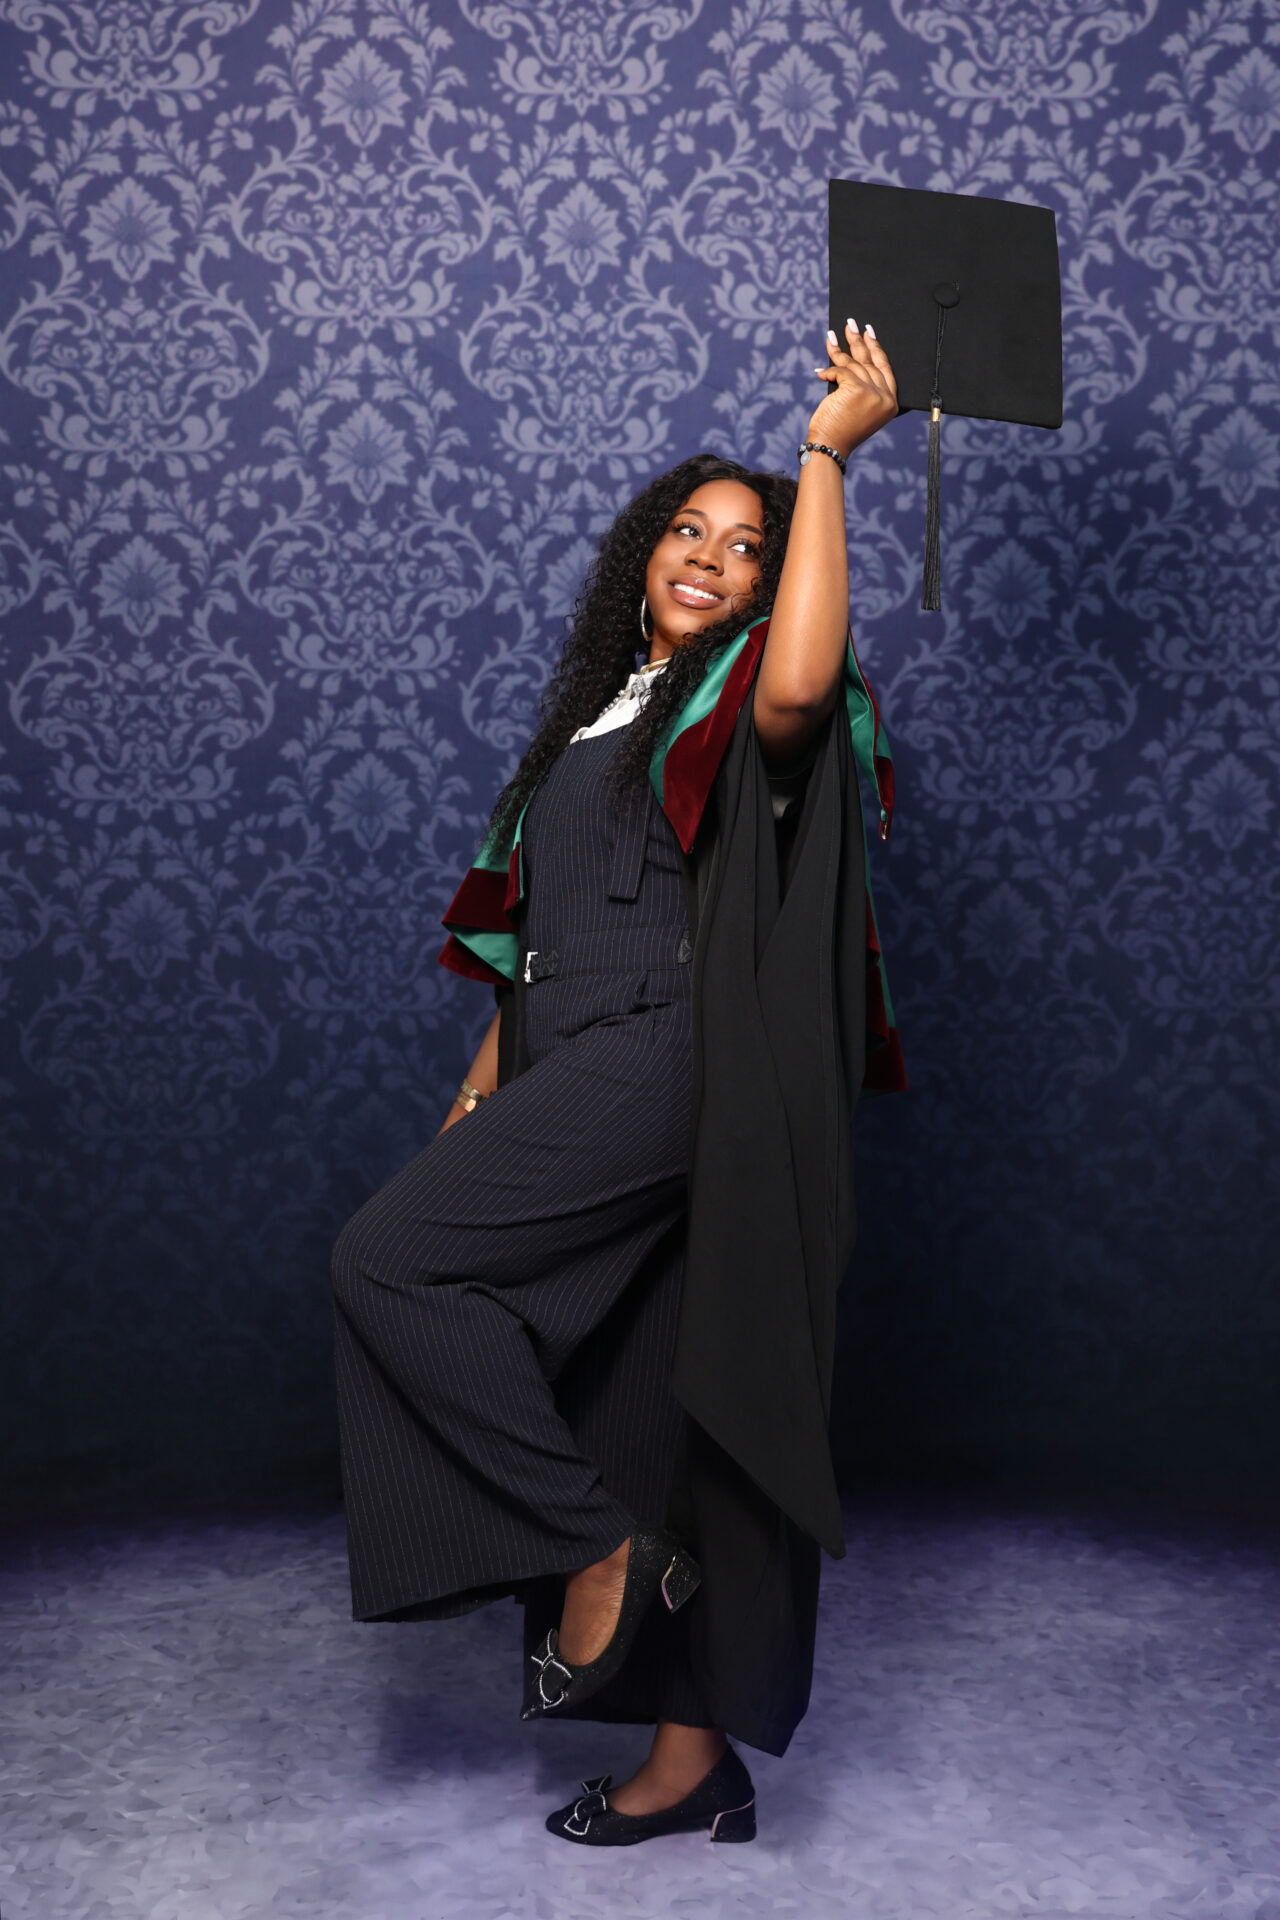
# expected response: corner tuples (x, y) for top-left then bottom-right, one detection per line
(483, 453), (798, 853)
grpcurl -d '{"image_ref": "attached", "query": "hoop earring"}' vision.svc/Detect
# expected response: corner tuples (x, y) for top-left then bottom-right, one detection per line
(639, 594), (654, 642)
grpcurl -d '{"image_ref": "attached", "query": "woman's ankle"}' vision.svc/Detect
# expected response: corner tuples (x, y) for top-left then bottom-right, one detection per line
(607, 1725), (727, 1816)
(646, 1720), (727, 1781)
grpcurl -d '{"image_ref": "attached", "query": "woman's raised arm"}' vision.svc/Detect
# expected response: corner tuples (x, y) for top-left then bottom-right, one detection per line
(752, 320), (897, 768)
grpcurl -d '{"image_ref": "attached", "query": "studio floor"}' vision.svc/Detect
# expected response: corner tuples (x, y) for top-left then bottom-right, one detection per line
(1, 1487), (1277, 1920)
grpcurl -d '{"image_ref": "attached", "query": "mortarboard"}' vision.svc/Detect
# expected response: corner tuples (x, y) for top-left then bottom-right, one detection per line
(828, 180), (1063, 611)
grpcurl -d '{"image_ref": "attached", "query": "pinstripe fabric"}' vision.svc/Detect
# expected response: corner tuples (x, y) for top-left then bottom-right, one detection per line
(331, 728), (703, 1729)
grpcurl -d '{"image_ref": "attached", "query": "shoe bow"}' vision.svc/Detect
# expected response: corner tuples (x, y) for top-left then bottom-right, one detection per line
(562, 1775), (612, 1837)
(530, 1628), (573, 1708)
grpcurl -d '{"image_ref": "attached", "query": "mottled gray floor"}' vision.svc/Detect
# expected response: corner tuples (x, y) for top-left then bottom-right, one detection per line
(2, 1490), (1278, 1920)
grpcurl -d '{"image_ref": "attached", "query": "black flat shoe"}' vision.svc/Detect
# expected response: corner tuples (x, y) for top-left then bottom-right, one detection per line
(521, 1526), (700, 1721)
(545, 1745), (756, 1847)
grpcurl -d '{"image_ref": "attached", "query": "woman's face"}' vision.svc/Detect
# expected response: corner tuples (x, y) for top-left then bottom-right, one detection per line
(643, 479), (764, 658)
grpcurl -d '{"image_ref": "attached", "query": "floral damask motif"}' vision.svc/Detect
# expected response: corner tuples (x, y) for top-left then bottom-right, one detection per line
(459, 2), (897, 490)
(959, 878), (1048, 980)
(244, 691), (477, 1030)
(102, 878), (193, 977)
(228, 340), (516, 688)
(459, 0), (703, 122)
(1095, 692), (1280, 1024)
(1192, 404), (1278, 508)
(1106, 0), (1280, 348)
(22, 975), (278, 1145)
(239, 497), (486, 688)
(0, 111), (273, 475)
(317, 37), (408, 145)
(755, 42), (842, 149)
(269, 1029), (484, 1201)
(890, 0), (1159, 124)
(6, 476), (275, 817)
(18, 819), (279, 1146)
(461, 284), (704, 478)
(0, 282), (271, 474)
(229, 0), (490, 341)
(321, 399), (411, 500)
(965, 538), (1056, 642)
(1183, 751), (1272, 853)
(456, 476), (609, 754)
(0, 0), (256, 116)
(82, 178), (179, 279)
(325, 750), (413, 849)
(0, 508), (42, 616)
(230, 142), (491, 341)
(1105, 503), (1280, 697)
(879, 815), (1128, 1135)
(884, 476), (1138, 822)
(1206, 44), (1280, 152)
(5, 283), (270, 475)
(540, 180), (624, 285)
(663, 0), (895, 347)
(12, 617), (275, 819)
(94, 534), (185, 633)
(1119, 1029), (1280, 1216)
(1108, 346), (1280, 693)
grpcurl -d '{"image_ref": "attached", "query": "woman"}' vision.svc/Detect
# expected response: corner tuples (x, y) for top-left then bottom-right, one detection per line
(331, 319), (904, 1845)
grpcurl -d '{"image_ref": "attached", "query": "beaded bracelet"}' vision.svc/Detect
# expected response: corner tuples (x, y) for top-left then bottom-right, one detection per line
(797, 440), (848, 476)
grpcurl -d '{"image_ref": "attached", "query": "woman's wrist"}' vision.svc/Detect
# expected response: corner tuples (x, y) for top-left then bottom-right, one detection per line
(798, 439), (848, 476)
(804, 421), (856, 461)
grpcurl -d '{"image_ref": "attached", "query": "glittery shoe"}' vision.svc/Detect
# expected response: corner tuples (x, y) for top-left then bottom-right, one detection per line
(520, 1526), (701, 1721)
(545, 1746), (757, 1846)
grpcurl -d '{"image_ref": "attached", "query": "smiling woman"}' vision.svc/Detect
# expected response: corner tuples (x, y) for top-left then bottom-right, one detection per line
(647, 485), (764, 620)
(469, 451), (803, 860)
(331, 320), (903, 1849)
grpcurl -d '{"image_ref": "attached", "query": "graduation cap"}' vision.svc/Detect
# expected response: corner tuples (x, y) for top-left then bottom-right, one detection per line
(828, 179), (1063, 611)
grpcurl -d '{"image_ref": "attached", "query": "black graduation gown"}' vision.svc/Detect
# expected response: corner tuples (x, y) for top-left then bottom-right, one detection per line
(496, 651), (867, 1755)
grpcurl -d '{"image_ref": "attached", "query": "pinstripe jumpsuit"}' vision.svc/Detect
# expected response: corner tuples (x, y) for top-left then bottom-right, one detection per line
(331, 691), (711, 1724)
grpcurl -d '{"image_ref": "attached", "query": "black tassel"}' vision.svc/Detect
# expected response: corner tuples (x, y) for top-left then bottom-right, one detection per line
(921, 401), (942, 612)
(920, 287), (956, 613)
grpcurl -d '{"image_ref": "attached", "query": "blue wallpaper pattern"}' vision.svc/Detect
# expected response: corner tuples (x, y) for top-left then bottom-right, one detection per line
(1, 0), (1277, 1488)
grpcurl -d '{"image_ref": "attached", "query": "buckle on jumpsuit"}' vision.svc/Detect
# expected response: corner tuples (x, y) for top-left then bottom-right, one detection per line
(522, 949), (559, 984)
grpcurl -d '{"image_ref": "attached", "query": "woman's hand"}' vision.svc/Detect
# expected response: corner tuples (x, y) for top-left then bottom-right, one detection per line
(807, 318), (898, 461)
(436, 1007), (501, 1135)
(751, 320), (896, 767)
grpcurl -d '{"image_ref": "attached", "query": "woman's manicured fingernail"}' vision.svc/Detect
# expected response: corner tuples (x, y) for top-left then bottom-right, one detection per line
(846, 316), (859, 333)
(826, 327), (838, 344)
(864, 323), (877, 340)
(814, 367), (829, 375)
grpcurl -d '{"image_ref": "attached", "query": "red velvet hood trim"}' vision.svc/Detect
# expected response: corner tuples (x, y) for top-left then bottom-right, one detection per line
(659, 618), (770, 853)
(442, 864), (512, 936)
(874, 754), (895, 836)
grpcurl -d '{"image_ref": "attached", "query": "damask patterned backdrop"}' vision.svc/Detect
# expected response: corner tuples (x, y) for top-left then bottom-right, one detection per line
(2, 0), (1277, 1500)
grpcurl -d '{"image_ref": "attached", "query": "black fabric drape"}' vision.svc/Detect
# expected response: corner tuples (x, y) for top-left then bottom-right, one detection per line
(495, 652), (868, 1755)
(672, 658), (867, 1753)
